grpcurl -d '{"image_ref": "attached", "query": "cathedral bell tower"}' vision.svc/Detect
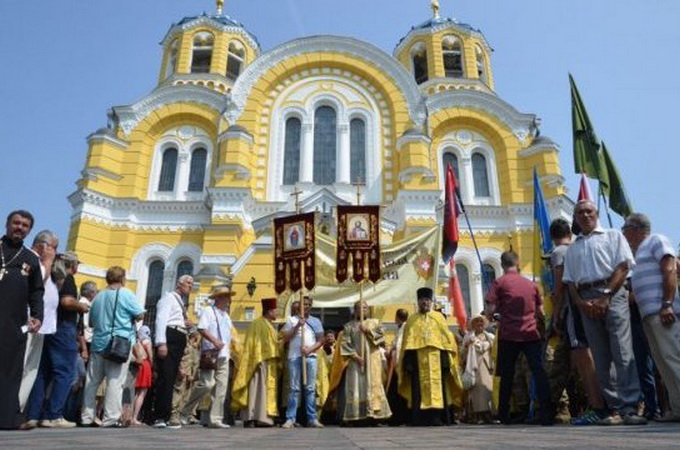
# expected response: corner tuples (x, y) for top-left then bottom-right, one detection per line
(394, 0), (494, 95)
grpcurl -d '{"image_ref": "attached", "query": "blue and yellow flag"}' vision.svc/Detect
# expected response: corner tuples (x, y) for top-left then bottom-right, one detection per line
(533, 168), (554, 322)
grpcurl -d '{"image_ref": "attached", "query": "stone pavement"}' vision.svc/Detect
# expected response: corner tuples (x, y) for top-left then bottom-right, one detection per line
(2, 423), (679, 449)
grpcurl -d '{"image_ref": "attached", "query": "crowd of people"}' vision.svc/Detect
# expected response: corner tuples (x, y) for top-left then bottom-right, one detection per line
(1, 199), (679, 432)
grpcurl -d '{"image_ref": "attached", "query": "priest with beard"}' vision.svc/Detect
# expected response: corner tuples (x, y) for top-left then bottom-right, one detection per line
(397, 287), (463, 426)
(0, 210), (44, 430)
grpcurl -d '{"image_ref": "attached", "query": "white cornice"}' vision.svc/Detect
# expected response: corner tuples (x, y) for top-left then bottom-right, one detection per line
(111, 85), (228, 136)
(227, 35), (426, 127)
(217, 129), (254, 144)
(81, 167), (123, 182)
(86, 131), (129, 149)
(426, 90), (537, 144)
(518, 139), (561, 158)
(161, 15), (260, 53)
(396, 132), (432, 149)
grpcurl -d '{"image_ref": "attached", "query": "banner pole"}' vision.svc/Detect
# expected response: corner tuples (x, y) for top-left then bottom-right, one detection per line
(300, 289), (306, 385)
(359, 280), (365, 372)
(456, 191), (489, 293)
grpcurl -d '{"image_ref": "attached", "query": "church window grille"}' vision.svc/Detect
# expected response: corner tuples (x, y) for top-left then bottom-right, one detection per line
(226, 41), (245, 81)
(144, 260), (165, 329)
(442, 36), (464, 78)
(191, 32), (214, 74)
(482, 263), (496, 297)
(313, 106), (337, 185)
(350, 118), (366, 184)
(158, 148), (178, 191)
(456, 264), (472, 317)
(188, 148), (207, 192)
(472, 153), (490, 197)
(283, 117), (301, 185)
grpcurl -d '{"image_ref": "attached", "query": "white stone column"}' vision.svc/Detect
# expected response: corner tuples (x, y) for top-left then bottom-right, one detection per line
(300, 122), (314, 183)
(337, 123), (350, 184)
(176, 151), (191, 200)
(461, 156), (474, 205)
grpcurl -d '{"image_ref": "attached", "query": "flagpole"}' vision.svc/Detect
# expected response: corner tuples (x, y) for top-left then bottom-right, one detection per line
(598, 182), (613, 227)
(455, 191), (490, 294)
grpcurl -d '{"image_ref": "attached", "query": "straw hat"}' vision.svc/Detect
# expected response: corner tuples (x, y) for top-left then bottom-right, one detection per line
(208, 285), (236, 300)
(467, 314), (489, 331)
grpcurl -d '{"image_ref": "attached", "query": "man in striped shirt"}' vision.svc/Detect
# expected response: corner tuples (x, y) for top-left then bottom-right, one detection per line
(623, 213), (680, 422)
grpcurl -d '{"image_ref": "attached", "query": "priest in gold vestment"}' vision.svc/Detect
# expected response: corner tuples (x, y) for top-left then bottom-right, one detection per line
(232, 298), (280, 427)
(397, 287), (463, 425)
(331, 301), (391, 424)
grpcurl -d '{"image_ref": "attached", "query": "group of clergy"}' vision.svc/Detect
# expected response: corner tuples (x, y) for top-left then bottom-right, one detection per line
(232, 287), (463, 427)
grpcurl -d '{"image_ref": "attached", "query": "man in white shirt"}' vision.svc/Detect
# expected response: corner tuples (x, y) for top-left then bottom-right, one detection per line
(19, 230), (58, 422)
(563, 200), (645, 426)
(181, 285), (233, 429)
(152, 275), (194, 429)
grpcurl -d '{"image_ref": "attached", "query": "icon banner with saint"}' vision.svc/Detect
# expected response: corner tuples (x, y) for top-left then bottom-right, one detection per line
(274, 212), (315, 294)
(336, 205), (381, 283)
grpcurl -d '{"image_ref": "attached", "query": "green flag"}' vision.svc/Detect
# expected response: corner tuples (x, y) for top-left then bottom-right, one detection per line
(570, 74), (609, 194)
(601, 142), (633, 217)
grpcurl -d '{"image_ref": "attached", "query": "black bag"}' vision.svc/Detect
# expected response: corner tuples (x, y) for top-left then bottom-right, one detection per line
(102, 289), (132, 363)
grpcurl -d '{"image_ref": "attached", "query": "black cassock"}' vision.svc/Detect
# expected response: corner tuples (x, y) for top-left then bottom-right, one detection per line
(0, 237), (43, 429)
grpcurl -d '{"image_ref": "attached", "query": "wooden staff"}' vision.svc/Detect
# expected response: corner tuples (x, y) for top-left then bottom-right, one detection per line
(359, 280), (365, 372)
(300, 290), (307, 385)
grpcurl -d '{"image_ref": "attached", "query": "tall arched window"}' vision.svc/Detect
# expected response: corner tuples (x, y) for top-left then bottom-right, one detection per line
(164, 39), (178, 79)
(283, 117), (301, 185)
(226, 41), (245, 81)
(188, 148), (207, 192)
(482, 263), (496, 297)
(350, 118), (366, 184)
(456, 264), (471, 317)
(158, 148), (178, 191)
(313, 106), (337, 185)
(412, 43), (429, 84)
(476, 44), (487, 85)
(191, 32), (214, 74)
(176, 260), (194, 281)
(472, 153), (490, 197)
(442, 36), (463, 78)
(144, 260), (165, 328)
(442, 151), (460, 182)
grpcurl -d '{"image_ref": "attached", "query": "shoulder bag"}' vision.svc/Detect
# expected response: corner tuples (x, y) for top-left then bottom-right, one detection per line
(102, 289), (132, 363)
(199, 307), (222, 370)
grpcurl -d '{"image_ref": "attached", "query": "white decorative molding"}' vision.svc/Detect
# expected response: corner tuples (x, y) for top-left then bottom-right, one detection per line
(161, 14), (260, 54)
(111, 85), (228, 136)
(228, 36), (426, 127)
(86, 131), (129, 149)
(396, 131), (432, 149)
(218, 128), (254, 144)
(78, 264), (107, 279)
(81, 167), (123, 182)
(200, 255), (237, 266)
(426, 90), (538, 144)
(230, 239), (273, 275)
(518, 137), (561, 158)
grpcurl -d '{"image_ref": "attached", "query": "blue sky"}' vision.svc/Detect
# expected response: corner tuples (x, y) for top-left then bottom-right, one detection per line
(1, 0), (678, 249)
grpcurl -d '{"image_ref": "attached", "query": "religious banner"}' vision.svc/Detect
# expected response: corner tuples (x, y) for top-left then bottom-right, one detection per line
(336, 205), (381, 283)
(274, 212), (315, 294)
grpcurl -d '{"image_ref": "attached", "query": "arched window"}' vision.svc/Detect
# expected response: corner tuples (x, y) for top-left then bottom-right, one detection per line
(283, 117), (301, 185)
(442, 36), (463, 78)
(482, 263), (497, 297)
(476, 44), (487, 85)
(412, 44), (429, 84)
(158, 148), (178, 191)
(144, 260), (165, 328)
(313, 106), (337, 185)
(456, 264), (471, 317)
(191, 32), (214, 74)
(176, 260), (194, 281)
(442, 151), (460, 182)
(188, 148), (207, 192)
(350, 118), (366, 184)
(472, 153), (490, 197)
(164, 39), (178, 79)
(226, 41), (245, 81)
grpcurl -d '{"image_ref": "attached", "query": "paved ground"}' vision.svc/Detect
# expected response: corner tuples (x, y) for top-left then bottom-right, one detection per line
(2, 422), (680, 449)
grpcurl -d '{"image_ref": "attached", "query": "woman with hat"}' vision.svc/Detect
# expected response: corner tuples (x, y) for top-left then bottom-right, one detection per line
(461, 315), (495, 424)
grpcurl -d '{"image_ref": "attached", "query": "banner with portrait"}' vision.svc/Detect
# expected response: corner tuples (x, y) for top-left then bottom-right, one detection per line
(336, 205), (381, 283)
(274, 212), (315, 294)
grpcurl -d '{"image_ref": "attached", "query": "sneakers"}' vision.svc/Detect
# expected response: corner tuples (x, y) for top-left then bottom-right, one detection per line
(623, 414), (648, 425)
(18, 420), (38, 431)
(308, 420), (324, 428)
(597, 414), (624, 426)
(152, 420), (167, 429)
(208, 422), (230, 429)
(40, 418), (76, 429)
(281, 419), (295, 429)
(180, 414), (199, 426)
(571, 410), (603, 426)
(167, 421), (182, 429)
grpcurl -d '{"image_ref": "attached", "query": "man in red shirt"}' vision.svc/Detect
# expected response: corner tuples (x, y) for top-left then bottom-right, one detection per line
(486, 251), (553, 425)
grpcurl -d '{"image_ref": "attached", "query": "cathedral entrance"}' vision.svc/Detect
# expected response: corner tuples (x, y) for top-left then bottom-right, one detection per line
(310, 307), (351, 333)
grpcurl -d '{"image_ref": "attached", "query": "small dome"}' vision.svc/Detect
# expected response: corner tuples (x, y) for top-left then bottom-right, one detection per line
(164, 12), (260, 49)
(396, 16), (488, 49)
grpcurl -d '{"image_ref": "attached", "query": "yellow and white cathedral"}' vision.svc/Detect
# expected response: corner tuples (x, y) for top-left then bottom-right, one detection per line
(67, 2), (571, 329)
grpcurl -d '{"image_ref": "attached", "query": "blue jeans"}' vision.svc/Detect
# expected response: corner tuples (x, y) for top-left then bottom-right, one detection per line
(285, 356), (317, 422)
(27, 322), (78, 421)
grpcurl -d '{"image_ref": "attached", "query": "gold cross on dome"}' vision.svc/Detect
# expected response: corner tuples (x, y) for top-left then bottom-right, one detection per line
(291, 188), (303, 213)
(431, 0), (441, 19)
(216, 0), (225, 15)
